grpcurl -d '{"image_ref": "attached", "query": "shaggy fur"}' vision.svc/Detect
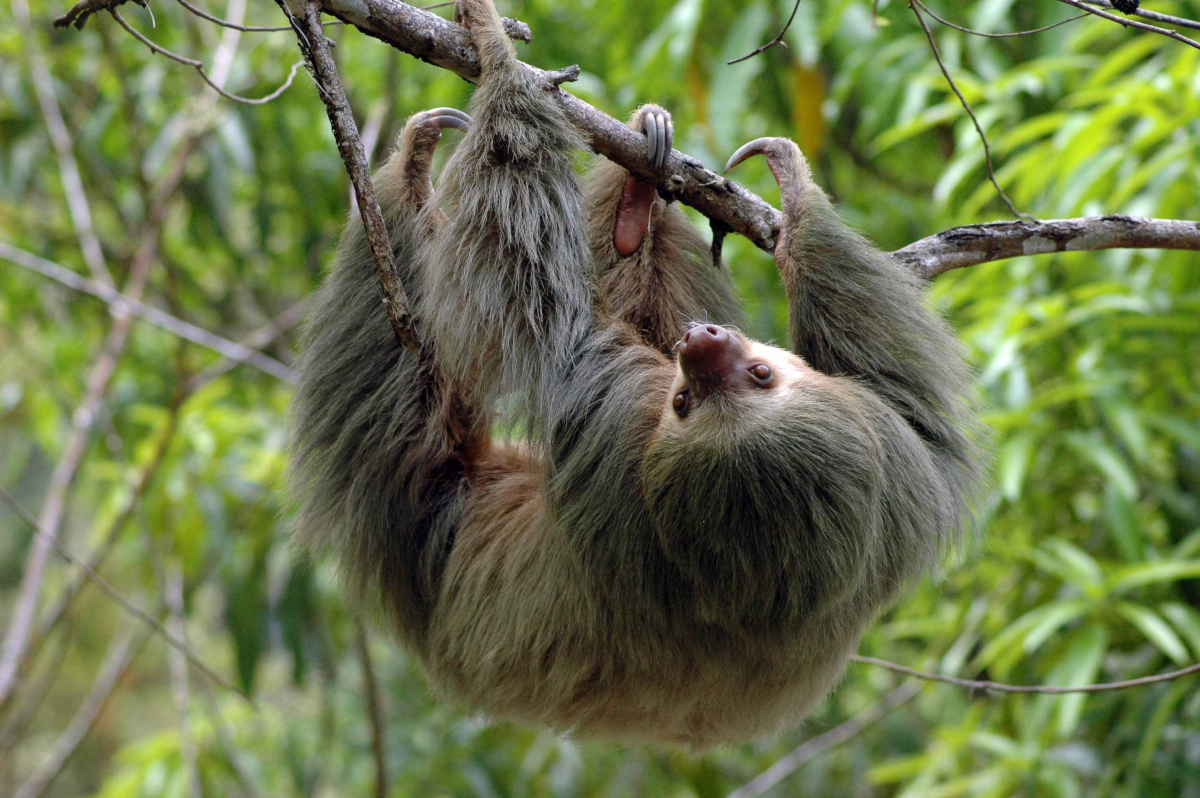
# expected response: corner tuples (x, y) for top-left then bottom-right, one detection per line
(289, 0), (982, 746)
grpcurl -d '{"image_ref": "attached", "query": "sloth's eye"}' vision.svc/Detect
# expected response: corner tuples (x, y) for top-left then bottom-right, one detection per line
(672, 391), (690, 418)
(749, 363), (773, 384)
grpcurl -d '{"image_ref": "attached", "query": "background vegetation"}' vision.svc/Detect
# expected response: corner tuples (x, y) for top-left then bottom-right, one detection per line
(1, 0), (1198, 795)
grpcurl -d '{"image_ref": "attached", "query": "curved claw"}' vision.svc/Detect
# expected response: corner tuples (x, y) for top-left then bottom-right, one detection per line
(723, 137), (777, 174)
(635, 106), (674, 171)
(423, 106), (472, 132)
(662, 114), (674, 170)
(646, 112), (660, 172)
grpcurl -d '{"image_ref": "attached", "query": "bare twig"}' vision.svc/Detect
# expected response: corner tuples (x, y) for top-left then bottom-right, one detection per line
(5, 391), (184, 710)
(195, 678), (264, 798)
(175, 0), (341, 32)
(288, 0), (423, 352)
(14, 392), (184, 700)
(1054, 0), (1200, 48)
(910, 1), (1032, 220)
(0, 242), (299, 383)
(727, 0), (802, 64)
(355, 625), (388, 798)
(728, 681), (921, 798)
(0, 487), (253, 704)
(11, 620), (151, 798)
(916, 1), (1086, 38)
(1084, 0), (1200, 32)
(0, 631), (71, 757)
(111, 10), (303, 105)
(187, 299), (309, 391)
(850, 654), (1200, 694)
(13, 0), (115, 287)
(893, 214), (1200, 278)
(164, 557), (203, 798)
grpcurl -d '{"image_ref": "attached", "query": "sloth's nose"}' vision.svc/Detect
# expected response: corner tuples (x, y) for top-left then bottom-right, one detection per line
(678, 325), (740, 393)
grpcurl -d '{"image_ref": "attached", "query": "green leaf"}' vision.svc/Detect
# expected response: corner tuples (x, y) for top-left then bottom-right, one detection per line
(1064, 432), (1139, 501)
(1109, 561), (1200, 594)
(998, 431), (1035, 501)
(1051, 623), (1107, 739)
(1159, 603), (1200, 659)
(1115, 602), (1191, 665)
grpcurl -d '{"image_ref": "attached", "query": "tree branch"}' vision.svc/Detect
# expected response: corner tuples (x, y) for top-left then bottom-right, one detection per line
(894, 215), (1200, 279)
(11, 619), (151, 798)
(355, 625), (389, 798)
(284, 0), (424, 352)
(53, 0), (1200, 275)
(1055, 0), (1200, 48)
(1084, 0), (1200, 32)
(0, 242), (299, 383)
(911, 0), (1031, 220)
(14, 0), (115, 287)
(728, 681), (920, 798)
(309, 0), (783, 251)
(850, 653), (1200, 694)
(0, 487), (253, 705)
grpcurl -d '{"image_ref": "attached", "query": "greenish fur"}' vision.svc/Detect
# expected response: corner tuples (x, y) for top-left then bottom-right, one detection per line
(289, 0), (982, 746)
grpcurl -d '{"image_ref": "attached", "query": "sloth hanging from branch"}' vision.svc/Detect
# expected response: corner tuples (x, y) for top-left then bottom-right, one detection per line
(288, 0), (983, 746)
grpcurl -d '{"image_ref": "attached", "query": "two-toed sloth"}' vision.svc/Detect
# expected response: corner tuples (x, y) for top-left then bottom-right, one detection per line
(290, 0), (982, 746)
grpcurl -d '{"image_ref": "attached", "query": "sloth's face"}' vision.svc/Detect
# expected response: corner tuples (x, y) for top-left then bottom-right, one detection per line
(659, 325), (809, 433)
(641, 326), (876, 620)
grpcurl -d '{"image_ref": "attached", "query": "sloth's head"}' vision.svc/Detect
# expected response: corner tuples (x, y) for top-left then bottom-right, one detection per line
(665, 324), (802, 426)
(640, 323), (882, 622)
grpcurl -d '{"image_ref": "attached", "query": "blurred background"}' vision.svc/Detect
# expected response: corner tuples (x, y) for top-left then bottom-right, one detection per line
(1, 0), (1199, 795)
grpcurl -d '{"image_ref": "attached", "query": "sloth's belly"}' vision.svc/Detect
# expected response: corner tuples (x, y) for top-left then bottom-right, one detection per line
(421, 618), (859, 747)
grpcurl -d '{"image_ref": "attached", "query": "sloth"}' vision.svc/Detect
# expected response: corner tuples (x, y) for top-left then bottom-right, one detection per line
(289, 0), (982, 746)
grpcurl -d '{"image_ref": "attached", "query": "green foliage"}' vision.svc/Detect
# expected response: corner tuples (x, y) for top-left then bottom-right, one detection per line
(1, 0), (1197, 796)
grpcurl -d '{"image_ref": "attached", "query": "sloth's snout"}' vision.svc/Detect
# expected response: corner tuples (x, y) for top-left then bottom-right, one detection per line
(678, 325), (742, 394)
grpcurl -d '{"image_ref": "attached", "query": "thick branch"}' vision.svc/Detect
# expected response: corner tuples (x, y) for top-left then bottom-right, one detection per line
(316, 0), (783, 251)
(55, 0), (1200, 275)
(894, 215), (1200, 279)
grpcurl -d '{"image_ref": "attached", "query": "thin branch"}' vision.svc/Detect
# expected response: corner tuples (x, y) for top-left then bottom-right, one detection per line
(0, 487), (253, 705)
(0, 242), (299, 383)
(1084, 0), (1200, 32)
(1054, 0), (1200, 49)
(164, 557), (203, 798)
(728, 681), (921, 798)
(917, 1), (1086, 38)
(910, 0), (1032, 220)
(287, 0), (423, 352)
(20, 386), (186, 681)
(0, 630), (71, 756)
(355, 625), (388, 798)
(112, 10), (303, 105)
(13, 0), (115, 287)
(850, 654), (1200, 694)
(11, 620), (151, 798)
(195, 678), (264, 798)
(187, 299), (309, 391)
(727, 0), (802, 64)
(175, 0), (341, 32)
(893, 214), (1200, 279)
